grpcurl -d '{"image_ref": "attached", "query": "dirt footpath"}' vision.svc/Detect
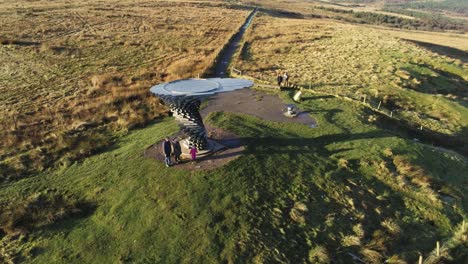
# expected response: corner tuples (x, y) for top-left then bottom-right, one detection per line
(145, 88), (316, 170)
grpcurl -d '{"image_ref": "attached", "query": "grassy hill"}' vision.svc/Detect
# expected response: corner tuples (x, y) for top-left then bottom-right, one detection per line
(1, 91), (466, 263)
(0, 0), (250, 180)
(1, 1), (467, 263)
(233, 14), (468, 145)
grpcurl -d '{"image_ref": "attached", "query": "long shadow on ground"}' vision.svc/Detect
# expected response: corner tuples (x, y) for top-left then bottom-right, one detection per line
(403, 39), (468, 63)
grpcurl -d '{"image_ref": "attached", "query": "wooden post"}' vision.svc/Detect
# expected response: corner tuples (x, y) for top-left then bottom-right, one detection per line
(309, 81), (311, 89)
(436, 241), (440, 256)
(197, 73), (200, 79)
(420, 125), (423, 130)
(390, 111), (393, 117)
(363, 95), (367, 104)
(377, 101), (381, 110)
(418, 255), (423, 264)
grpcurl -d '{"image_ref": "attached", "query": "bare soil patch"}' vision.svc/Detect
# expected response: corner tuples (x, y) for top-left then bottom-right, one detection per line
(144, 124), (245, 171)
(201, 88), (316, 126)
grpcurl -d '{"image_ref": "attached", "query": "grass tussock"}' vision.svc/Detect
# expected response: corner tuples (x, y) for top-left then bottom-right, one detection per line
(308, 245), (330, 263)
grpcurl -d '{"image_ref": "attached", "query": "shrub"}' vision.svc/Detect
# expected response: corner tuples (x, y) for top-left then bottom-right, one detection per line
(360, 248), (383, 264)
(308, 245), (330, 264)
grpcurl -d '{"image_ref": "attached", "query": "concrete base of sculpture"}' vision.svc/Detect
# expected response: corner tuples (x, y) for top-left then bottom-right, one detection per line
(180, 138), (226, 159)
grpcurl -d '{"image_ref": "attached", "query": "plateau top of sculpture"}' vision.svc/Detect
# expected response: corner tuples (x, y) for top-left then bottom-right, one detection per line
(150, 78), (254, 97)
(149, 78), (253, 155)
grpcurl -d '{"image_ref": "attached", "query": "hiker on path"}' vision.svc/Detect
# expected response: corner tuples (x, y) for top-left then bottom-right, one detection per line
(162, 137), (172, 167)
(172, 139), (182, 164)
(277, 73), (283, 88)
(189, 144), (198, 161)
(283, 72), (289, 87)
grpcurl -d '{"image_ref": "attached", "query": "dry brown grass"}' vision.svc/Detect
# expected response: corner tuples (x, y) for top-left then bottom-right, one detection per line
(373, 27), (468, 51)
(232, 13), (468, 138)
(0, 0), (251, 179)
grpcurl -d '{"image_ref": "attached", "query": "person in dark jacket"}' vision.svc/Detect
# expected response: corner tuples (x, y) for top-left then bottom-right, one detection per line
(172, 139), (182, 164)
(162, 137), (172, 167)
(277, 73), (283, 88)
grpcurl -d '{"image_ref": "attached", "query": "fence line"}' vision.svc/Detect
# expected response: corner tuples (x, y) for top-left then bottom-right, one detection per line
(229, 68), (468, 156)
(231, 67), (409, 127)
(230, 68), (468, 262)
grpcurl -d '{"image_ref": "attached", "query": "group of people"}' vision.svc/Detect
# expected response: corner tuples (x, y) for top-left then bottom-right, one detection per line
(162, 137), (197, 167)
(277, 71), (290, 88)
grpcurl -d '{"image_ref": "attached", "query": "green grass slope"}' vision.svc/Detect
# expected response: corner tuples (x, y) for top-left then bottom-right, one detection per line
(0, 92), (466, 263)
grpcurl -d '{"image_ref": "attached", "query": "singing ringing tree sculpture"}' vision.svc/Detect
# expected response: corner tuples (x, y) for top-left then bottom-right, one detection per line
(150, 78), (253, 153)
(158, 95), (208, 150)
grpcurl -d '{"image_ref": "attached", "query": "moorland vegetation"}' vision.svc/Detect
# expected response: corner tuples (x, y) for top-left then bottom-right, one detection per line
(0, 0), (467, 263)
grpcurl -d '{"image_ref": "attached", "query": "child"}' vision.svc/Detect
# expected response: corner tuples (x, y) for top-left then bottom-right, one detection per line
(189, 144), (198, 161)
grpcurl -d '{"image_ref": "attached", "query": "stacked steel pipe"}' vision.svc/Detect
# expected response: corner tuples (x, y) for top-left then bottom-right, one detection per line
(160, 95), (208, 150)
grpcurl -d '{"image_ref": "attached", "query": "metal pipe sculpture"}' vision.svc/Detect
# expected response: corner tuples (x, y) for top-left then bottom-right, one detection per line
(150, 78), (253, 150)
(159, 95), (208, 149)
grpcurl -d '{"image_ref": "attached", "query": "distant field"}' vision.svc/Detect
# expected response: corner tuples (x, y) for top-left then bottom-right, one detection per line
(0, 0), (250, 179)
(372, 26), (468, 51)
(233, 14), (468, 141)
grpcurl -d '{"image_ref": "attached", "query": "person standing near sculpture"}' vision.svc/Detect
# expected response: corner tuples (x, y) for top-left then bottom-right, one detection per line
(172, 139), (182, 164)
(162, 137), (172, 167)
(189, 144), (198, 161)
(283, 72), (289, 87)
(277, 73), (283, 88)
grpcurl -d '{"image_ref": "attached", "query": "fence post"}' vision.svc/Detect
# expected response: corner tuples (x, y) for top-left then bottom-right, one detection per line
(436, 241), (440, 256)
(377, 101), (381, 110)
(363, 95), (367, 104)
(390, 111), (393, 117)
